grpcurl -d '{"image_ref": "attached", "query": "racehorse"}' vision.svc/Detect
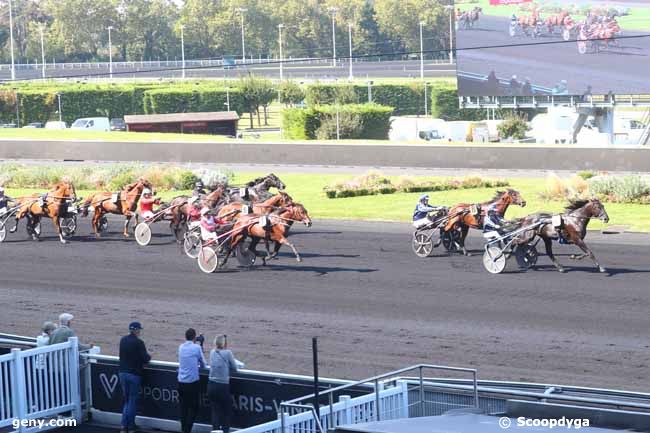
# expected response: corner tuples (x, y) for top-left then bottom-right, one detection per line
(167, 186), (227, 241)
(228, 173), (286, 202)
(514, 198), (609, 273)
(81, 177), (152, 237)
(11, 181), (77, 244)
(443, 189), (527, 256)
(217, 192), (293, 222)
(221, 202), (312, 267)
(545, 10), (572, 32)
(518, 10), (541, 36)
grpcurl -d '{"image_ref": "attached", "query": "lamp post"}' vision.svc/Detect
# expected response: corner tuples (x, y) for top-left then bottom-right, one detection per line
(107, 26), (114, 79)
(419, 21), (425, 80)
(328, 7), (338, 68)
(348, 23), (353, 80)
(445, 5), (454, 64)
(367, 80), (373, 103)
(226, 86), (231, 111)
(180, 25), (186, 79)
(57, 93), (62, 123)
(278, 24), (284, 81)
(9, 0), (16, 80)
(236, 8), (248, 64)
(39, 24), (46, 79)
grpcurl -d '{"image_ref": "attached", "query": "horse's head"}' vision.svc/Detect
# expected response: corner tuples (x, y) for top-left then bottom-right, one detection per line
(266, 173), (286, 191)
(587, 198), (609, 223)
(504, 189), (527, 207)
(287, 203), (312, 227)
(278, 191), (293, 206)
(53, 180), (76, 200)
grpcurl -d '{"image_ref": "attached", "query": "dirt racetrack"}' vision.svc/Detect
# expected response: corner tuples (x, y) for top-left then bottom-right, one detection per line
(1, 218), (649, 391)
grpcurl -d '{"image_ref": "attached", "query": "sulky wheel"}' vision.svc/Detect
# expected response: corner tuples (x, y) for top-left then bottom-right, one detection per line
(198, 247), (219, 274)
(563, 28), (571, 41)
(184, 231), (202, 259)
(59, 216), (77, 237)
(236, 242), (257, 268)
(0, 221), (6, 243)
(135, 222), (152, 246)
(441, 228), (461, 252)
(515, 244), (538, 270)
(412, 232), (434, 258)
(483, 246), (507, 274)
(98, 215), (109, 233)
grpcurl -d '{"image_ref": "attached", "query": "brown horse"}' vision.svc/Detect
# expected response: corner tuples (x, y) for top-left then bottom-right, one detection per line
(545, 10), (569, 32)
(443, 189), (527, 256)
(81, 178), (152, 237)
(168, 186), (227, 240)
(222, 202), (312, 267)
(217, 192), (293, 222)
(12, 181), (77, 244)
(515, 198), (609, 273)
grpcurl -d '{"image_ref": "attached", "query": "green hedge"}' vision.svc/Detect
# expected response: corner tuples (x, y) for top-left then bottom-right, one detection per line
(143, 87), (246, 115)
(282, 103), (393, 140)
(305, 84), (425, 116)
(429, 83), (484, 121)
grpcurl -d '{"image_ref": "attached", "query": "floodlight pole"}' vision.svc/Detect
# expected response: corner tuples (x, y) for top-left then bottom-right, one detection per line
(39, 24), (46, 79)
(419, 21), (425, 80)
(446, 5), (454, 64)
(278, 24), (284, 81)
(9, 0), (16, 80)
(236, 8), (248, 64)
(329, 8), (338, 68)
(180, 25), (186, 79)
(348, 23), (353, 80)
(107, 26), (114, 79)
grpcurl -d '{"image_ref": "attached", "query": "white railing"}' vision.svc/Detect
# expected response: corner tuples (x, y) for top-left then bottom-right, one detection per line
(236, 381), (408, 433)
(0, 338), (81, 433)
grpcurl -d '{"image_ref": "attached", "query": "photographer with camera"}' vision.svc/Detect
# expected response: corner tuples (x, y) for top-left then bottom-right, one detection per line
(177, 328), (206, 433)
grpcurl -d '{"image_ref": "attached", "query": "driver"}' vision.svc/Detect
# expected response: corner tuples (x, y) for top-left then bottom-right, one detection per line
(412, 194), (441, 228)
(193, 180), (207, 197)
(0, 187), (14, 209)
(200, 207), (228, 241)
(139, 188), (160, 221)
(483, 202), (506, 235)
(188, 196), (202, 225)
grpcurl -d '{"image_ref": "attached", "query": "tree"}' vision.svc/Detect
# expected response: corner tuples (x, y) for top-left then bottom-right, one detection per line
(257, 79), (276, 126)
(239, 74), (262, 129)
(279, 81), (305, 107)
(117, 0), (179, 61)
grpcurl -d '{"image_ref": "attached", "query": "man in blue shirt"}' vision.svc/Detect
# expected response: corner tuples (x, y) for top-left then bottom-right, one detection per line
(177, 328), (206, 433)
(119, 322), (151, 433)
(412, 195), (441, 228)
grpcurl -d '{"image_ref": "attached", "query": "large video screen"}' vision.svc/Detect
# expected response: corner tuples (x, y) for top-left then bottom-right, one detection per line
(455, 0), (650, 96)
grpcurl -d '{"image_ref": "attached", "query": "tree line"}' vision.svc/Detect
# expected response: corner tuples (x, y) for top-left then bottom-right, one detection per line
(0, 0), (453, 65)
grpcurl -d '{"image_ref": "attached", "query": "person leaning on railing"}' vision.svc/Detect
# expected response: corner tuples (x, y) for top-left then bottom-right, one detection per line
(48, 313), (92, 350)
(119, 322), (151, 433)
(207, 335), (244, 433)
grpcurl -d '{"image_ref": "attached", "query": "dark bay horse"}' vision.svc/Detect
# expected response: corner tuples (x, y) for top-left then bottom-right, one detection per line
(222, 202), (312, 267)
(82, 178), (152, 237)
(515, 198), (610, 273)
(12, 181), (77, 244)
(228, 174), (286, 202)
(443, 189), (527, 256)
(168, 186), (226, 240)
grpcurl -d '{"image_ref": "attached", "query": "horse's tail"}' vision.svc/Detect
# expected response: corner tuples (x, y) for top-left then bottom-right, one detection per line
(81, 194), (96, 217)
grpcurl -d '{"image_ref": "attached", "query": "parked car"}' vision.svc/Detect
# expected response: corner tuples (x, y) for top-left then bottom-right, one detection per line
(23, 122), (44, 128)
(1, 123), (17, 128)
(70, 117), (110, 132)
(45, 121), (68, 130)
(110, 118), (126, 131)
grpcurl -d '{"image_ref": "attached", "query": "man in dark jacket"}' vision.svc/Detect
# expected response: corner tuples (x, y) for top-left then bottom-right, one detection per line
(119, 322), (151, 433)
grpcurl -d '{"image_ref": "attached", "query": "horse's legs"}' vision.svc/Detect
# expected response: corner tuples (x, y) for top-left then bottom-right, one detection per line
(274, 236), (301, 262)
(459, 225), (471, 256)
(123, 212), (133, 237)
(52, 213), (66, 244)
(221, 232), (244, 267)
(573, 238), (606, 273)
(543, 236), (565, 273)
(91, 209), (102, 237)
(10, 207), (27, 233)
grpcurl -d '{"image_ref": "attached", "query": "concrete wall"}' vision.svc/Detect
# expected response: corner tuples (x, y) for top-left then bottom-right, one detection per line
(0, 140), (648, 171)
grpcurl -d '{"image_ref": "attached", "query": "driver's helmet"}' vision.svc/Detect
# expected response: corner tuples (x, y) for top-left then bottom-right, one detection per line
(200, 207), (211, 217)
(195, 181), (204, 188)
(0, 186), (4, 195)
(190, 196), (201, 206)
(143, 188), (152, 196)
(419, 194), (429, 203)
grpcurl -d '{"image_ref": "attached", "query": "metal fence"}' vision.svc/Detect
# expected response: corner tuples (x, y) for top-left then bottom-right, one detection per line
(0, 338), (81, 433)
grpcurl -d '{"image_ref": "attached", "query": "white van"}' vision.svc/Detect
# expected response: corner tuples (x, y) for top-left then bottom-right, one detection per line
(45, 121), (67, 130)
(70, 117), (110, 132)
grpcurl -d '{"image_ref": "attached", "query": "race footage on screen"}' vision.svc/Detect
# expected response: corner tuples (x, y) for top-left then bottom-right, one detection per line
(455, 0), (650, 96)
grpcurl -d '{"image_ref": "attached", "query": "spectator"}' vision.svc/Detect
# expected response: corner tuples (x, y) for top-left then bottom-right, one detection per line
(509, 75), (520, 96)
(36, 321), (57, 370)
(49, 313), (91, 350)
(177, 328), (206, 433)
(582, 85), (593, 102)
(207, 335), (245, 433)
(522, 78), (533, 96)
(119, 322), (151, 433)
